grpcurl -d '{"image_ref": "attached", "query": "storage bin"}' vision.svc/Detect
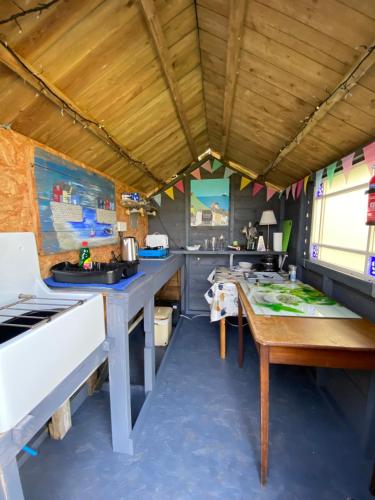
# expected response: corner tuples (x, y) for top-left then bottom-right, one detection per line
(154, 306), (173, 346)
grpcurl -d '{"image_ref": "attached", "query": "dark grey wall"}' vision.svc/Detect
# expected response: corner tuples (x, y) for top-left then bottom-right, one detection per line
(149, 167), (282, 249)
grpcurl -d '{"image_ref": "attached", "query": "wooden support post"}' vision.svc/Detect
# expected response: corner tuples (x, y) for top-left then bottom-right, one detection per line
(48, 400), (72, 440)
(87, 371), (98, 396)
(259, 345), (270, 486)
(220, 317), (226, 359)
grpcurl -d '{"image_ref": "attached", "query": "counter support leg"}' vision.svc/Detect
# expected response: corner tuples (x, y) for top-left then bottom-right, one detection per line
(144, 298), (155, 395)
(238, 298), (244, 368)
(0, 459), (24, 500)
(107, 297), (133, 454)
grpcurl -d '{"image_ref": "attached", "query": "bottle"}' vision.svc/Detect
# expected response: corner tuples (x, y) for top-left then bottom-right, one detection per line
(79, 241), (92, 269)
(289, 265), (297, 282)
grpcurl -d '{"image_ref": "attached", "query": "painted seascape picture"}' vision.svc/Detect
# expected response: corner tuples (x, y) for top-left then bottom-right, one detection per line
(190, 178), (229, 227)
(34, 148), (117, 254)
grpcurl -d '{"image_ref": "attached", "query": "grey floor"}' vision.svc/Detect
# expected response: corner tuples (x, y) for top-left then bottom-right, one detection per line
(21, 317), (373, 499)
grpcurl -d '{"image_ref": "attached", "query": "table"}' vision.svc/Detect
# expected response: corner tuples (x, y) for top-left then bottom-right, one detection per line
(236, 282), (375, 485)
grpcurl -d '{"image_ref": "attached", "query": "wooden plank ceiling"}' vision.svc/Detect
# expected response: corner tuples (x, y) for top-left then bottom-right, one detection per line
(0, 0), (374, 193)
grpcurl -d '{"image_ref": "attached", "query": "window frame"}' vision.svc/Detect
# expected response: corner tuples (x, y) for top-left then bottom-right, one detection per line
(309, 164), (375, 283)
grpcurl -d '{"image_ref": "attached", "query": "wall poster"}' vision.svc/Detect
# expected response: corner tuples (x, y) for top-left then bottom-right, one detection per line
(34, 147), (117, 254)
(190, 178), (230, 227)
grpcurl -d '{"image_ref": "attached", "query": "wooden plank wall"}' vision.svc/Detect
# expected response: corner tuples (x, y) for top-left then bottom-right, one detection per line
(0, 128), (148, 277)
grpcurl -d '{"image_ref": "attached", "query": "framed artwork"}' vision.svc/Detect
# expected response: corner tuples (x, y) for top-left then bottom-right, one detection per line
(190, 178), (229, 227)
(34, 147), (117, 254)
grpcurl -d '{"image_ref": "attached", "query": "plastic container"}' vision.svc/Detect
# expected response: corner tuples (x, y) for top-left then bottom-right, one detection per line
(79, 241), (91, 269)
(154, 307), (173, 346)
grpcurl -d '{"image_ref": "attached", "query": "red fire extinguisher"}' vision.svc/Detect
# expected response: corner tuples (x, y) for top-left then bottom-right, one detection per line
(366, 167), (375, 225)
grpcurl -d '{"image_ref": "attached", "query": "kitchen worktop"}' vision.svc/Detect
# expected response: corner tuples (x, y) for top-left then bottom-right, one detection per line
(170, 249), (286, 255)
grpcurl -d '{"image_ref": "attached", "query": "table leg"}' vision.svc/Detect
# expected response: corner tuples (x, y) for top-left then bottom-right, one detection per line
(259, 345), (270, 485)
(370, 463), (375, 496)
(0, 459), (24, 500)
(238, 298), (244, 368)
(220, 318), (226, 359)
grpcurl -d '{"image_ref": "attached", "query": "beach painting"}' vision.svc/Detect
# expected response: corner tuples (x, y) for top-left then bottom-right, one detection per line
(190, 178), (229, 226)
(34, 147), (117, 254)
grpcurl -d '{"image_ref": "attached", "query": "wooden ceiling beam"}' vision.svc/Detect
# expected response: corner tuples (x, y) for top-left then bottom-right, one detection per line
(138, 0), (198, 160)
(221, 0), (247, 156)
(0, 40), (164, 187)
(263, 41), (375, 178)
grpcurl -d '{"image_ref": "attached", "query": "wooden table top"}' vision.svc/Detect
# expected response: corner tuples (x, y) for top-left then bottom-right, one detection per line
(237, 284), (375, 351)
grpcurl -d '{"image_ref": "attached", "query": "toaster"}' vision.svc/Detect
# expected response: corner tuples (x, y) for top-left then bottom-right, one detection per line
(145, 234), (169, 248)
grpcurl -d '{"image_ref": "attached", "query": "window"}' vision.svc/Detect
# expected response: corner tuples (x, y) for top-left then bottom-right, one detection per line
(310, 161), (375, 281)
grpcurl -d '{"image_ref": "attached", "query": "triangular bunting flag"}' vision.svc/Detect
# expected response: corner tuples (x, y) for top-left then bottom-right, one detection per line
(291, 182), (297, 200)
(363, 142), (375, 174)
(191, 168), (201, 180)
(240, 177), (251, 191)
(326, 162), (336, 187)
(153, 194), (161, 206)
(212, 159), (223, 172)
(303, 175), (309, 194)
(296, 179), (303, 199)
(315, 169), (324, 190)
(285, 186), (291, 200)
(342, 153), (355, 181)
(278, 190), (284, 199)
(175, 180), (184, 193)
(201, 160), (212, 173)
(224, 167), (234, 178)
(252, 182), (264, 197)
(165, 187), (174, 200)
(266, 186), (277, 202)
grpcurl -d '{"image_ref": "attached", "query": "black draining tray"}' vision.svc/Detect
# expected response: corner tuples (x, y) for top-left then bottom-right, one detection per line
(51, 261), (126, 284)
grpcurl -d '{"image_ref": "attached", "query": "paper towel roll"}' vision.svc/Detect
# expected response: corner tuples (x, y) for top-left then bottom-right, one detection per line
(273, 232), (283, 252)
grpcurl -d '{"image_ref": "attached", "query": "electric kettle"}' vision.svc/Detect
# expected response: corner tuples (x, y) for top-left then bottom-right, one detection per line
(121, 237), (139, 262)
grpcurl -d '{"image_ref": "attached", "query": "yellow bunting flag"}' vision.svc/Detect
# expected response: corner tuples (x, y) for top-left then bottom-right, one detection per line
(240, 177), (251, 191)
(303, 175), (309, 194)
(165, 187), (174, 200)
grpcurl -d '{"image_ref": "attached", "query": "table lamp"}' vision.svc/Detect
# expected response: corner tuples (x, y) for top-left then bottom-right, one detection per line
(259, 210), (277, 251)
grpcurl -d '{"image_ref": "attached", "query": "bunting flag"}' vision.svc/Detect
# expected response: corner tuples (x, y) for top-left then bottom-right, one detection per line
(224, 167), (234, 178)
(191, 167), (201, 180)
(291, 182), (297, 200)
(165, 187), (174, 200)
(278, 190), (284, 199)
(175, 180), (184, 193)
(315, 168), (324, 190)
(240, 177), (251, 191)
(252, 182), (264, 197)
(266, 186), (277, 202)
(326, 162), (336, 187)
(296, 179), (304, 199)
(303, 175), (310, 194)
(212, 159), (223, 172)
(152, 193), (161, 206)
(363, 142), (375, 173)
(285, 185), (291, 200)
(342, 152), (355, 181)
(201, 160), (212, 173)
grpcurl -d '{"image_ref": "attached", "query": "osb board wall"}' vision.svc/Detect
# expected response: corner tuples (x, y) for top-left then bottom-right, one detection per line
(0, 128), (148, 277)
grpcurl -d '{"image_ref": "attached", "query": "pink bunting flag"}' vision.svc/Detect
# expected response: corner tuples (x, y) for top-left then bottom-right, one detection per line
(296, 179), (303, 199)
(363, 142), (375, 174)
(252, 182), (264, 197)
(175, 180), (184, 193)
(266, 186), (277, 202)
(191, 168), (201, 180)
(201, 160), (212, 173)
(342, 152), (355, 181)
(291, 182), (297, 200)
(285, 186), (291, 200)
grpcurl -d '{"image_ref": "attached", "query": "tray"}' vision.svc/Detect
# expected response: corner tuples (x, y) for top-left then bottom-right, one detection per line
(51, 261), (127, 285)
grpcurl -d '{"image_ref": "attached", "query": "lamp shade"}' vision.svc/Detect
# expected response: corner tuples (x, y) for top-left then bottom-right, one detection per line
(259, 210), (277, 226)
